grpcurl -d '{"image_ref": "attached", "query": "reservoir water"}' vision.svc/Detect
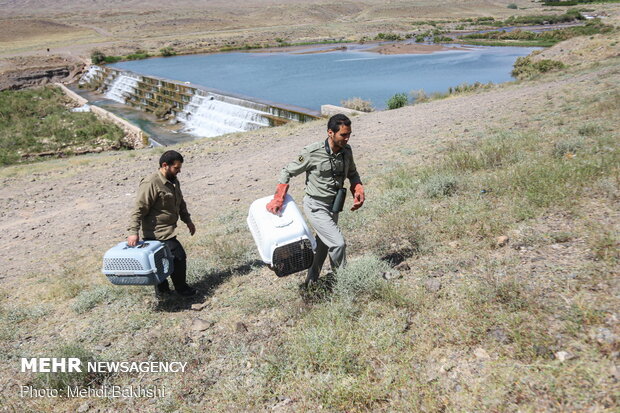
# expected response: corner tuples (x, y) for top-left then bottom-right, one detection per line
(110, 43), (538, 111)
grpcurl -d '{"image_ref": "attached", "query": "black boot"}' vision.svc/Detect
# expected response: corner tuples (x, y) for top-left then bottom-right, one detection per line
(155, 279), (173, 297)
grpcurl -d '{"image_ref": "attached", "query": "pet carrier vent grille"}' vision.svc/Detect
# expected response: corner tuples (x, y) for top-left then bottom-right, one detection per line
(154, 249), (168, 275)
(103, 257), (144, 272)
(272, 239), (314, 277)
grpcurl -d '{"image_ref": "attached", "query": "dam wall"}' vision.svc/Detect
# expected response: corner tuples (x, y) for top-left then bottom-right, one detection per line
(79, 66), (320, 138)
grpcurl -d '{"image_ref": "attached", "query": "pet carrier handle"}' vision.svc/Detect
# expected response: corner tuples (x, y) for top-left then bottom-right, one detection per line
(124, 241), (150, 250)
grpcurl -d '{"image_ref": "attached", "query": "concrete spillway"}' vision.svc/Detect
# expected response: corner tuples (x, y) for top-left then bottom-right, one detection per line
(177, 93), (271, 137)
(104, 73), (140, 104)
(79, 66), (320, 139)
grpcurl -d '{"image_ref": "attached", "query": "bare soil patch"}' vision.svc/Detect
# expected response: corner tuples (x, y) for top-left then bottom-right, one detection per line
(0, 19), (82, 42)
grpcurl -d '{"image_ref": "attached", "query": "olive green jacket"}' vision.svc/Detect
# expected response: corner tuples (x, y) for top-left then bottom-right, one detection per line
(279, 140), (362, 201)
(128, 171), (192, 241)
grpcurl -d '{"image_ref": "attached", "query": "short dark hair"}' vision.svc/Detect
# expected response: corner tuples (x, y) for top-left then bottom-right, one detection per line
(159, 150), (184, 167)
(327, 114), (351, 133)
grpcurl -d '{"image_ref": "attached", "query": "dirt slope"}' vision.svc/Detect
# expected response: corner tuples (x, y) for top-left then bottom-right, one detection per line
(0, 50), (615, 279)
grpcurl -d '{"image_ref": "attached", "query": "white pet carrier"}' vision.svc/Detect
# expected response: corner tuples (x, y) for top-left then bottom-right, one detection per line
(247, 194), (316, 277)
(102, 241), (174, 285)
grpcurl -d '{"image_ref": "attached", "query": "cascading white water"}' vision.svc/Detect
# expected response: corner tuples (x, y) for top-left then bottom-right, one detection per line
(177, 94), (271, 138)
(105, 73), (140, 104)
(78, 65), (102, 86)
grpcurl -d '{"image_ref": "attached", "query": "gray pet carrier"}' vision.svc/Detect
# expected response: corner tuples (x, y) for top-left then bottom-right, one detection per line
(102, 241), (173, 285)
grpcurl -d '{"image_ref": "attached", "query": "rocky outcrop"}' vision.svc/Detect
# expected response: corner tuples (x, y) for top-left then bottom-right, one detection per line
(0, 58), (85, 91)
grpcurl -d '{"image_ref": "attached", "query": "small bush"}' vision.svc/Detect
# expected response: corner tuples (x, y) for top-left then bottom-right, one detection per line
(577, 123), (603, 137)
(333, 256), (390, 302)
(552, 137), (584, 158)
(341, 97), (375, 112)
(71, 286), (121, 314)
(4, 305), (49, 323)
(386, 93), (409, 110)
(507, 3), (518, 9)
(375, 33), (402, 41)
(421, 172), (459, 198)
(33, 344), (102, 392)
(125, 50), (150, 60)
(90, 50), (106, 64)
(160, 46), (176, 57)
(446, 133), (527, 171)
(103, 55), (122, 64)
(512, 57), (565, 79)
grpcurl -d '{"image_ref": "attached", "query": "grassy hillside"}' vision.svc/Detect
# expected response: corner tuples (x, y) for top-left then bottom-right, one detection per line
(0, 86), (126, 165)
(0, 36), (618, 411)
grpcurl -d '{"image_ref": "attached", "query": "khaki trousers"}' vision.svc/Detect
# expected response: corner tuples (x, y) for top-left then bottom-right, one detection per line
(303, 195), (346, 284)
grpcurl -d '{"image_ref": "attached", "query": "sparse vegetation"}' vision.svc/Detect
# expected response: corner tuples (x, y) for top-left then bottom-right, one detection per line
(461, 19), (615, 47)
(125, 50), (150, 60)
(341, 97), (375, 112)
(33, 344), (103, 393)
(160, 46), (176, 57)
(544, 0), (620, 5)
(374, 32), (402, 41)
(90, 49), (106, 65)
(412, 82), (496, 104)
(0, 86), (126, 165)
(386, 92), (409, 109)
(512, 56), (566, 79)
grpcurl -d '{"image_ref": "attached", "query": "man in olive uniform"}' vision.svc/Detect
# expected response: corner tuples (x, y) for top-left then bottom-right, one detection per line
(266, 114), (365, 286)
(127, 150), (197, 297)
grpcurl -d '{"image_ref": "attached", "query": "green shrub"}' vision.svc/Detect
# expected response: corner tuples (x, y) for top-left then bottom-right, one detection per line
(577, 123), (603, 137)
(33, 344), (102, 392)
(90, 50), (106, 64)
(160, 46), (176, 57)
(421, 172), (459, 198)
(386, 93), (409, 110)
(333, 255), (390, 301)
(552, 137), (584, 158)
(512, 57), (565, 79)
(375, 33), (402, 41)
(71, 285), (122, 314)
(507, 3), (518, 9)
(125, 50), (150, 60)
(433, 35), (454, 43)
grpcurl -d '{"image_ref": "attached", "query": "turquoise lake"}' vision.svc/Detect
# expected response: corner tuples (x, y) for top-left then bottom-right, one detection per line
(111, 43), (538, 111)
